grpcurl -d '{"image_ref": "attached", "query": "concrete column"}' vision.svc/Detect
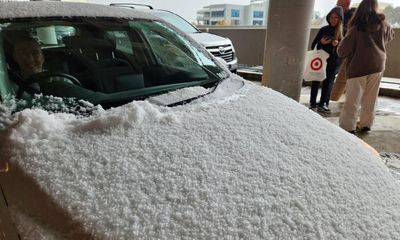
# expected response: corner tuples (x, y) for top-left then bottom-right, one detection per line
(261, 0), (315, 101)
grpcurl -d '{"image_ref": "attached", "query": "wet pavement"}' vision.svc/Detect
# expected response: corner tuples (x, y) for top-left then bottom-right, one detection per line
(381, 152), (400, 182)
(239, 70), (400, 153)
(300, 86), (400, 154)
(241, 72), (400, 181)
(300, 86), (400, 181)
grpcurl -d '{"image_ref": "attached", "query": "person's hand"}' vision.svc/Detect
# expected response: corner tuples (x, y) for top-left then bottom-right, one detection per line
(332, 40), (339, 47)
(320, 37), (332, 45)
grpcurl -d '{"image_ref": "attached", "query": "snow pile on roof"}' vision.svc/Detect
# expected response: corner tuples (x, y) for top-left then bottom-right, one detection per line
(0, 1), (152, 20)
(2, 76), (400, 239)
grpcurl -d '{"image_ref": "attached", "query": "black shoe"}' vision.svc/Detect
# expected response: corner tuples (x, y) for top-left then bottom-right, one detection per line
(348, 130), (356, 135)
(309, 104), (317, 109)
(317, 105), (331, 113)
(358, 126), (371, 133)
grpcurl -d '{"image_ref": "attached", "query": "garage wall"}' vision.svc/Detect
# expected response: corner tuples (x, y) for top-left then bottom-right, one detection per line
(199, 27), (400, 78)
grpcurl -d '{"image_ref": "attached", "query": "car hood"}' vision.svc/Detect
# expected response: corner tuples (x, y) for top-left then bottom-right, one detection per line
(188, 32), (232, 47)
(1, 75), (400, 239)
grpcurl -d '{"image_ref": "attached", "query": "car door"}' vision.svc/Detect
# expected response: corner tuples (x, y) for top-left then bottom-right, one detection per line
(0, 159), (95, 239)
(0, 164), (20, 240)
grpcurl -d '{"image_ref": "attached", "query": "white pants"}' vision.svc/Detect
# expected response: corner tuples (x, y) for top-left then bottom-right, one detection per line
(339, 72), (383, 131)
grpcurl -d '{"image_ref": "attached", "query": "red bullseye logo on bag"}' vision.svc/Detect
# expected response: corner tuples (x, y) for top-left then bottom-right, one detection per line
(310, 58), (323, 71)
(303, 49), (328, 81)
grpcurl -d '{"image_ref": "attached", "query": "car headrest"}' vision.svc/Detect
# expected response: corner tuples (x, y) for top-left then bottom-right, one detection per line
(63, 36), (114, 50)
(63, 36), (116, 60)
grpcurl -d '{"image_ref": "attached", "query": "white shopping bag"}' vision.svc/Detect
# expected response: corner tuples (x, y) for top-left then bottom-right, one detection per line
(303, 48), (329, 81)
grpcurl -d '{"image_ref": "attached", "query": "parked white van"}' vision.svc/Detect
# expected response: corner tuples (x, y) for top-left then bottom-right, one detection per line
(111, 4), (239, 73)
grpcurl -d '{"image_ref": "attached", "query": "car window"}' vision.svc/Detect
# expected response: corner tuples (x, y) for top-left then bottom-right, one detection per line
(105, 31), (133, 55)
(135, 21), (214, 71)
(154, 11), (199, 34)
(0, 30), (12, 98)
(54, 26), (76, 45)
(0, 18), (228, 112)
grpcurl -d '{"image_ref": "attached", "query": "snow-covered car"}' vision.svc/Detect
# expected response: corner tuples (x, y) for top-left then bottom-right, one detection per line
(110, 3), (238, 73)
(1, 2), (400, 239)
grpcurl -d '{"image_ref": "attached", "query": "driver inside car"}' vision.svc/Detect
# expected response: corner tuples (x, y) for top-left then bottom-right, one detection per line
(12, 37), (44, 80)
(11, 37), (44, 97)
(8, 37), (101, 102)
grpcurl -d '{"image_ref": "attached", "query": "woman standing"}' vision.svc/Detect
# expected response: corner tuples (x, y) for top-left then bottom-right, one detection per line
(337, 0), (394, 133)
(309, 6), (344, 113)
(329, 0), (356, 101)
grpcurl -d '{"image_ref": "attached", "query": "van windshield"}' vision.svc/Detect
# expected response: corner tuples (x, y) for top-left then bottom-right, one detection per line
(0, 18), (228, 111)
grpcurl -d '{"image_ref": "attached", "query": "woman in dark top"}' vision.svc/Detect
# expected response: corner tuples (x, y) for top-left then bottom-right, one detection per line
(330, 0), (356, 101)
(309, 6), (344, 113)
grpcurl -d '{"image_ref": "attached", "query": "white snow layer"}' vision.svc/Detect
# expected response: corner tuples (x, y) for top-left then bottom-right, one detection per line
(1, 76), (400, 239)
(0, 1), (152, 20)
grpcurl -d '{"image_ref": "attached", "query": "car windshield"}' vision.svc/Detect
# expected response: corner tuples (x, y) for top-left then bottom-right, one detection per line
(0, 17), (227, 111)
(154, 11), (200, 34)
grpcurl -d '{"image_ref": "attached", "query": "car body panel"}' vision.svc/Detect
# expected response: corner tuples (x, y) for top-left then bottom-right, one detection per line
(0, 188), (19, 240)
(188, 32), (231, 47)
(1, 2), (400, 239)
(2, 77), (400, 239)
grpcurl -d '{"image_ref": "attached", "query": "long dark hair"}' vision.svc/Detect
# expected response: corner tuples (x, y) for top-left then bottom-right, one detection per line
(348, 0), (385, 31)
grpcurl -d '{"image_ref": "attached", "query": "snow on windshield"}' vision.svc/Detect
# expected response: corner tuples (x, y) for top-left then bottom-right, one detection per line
(1, 75), (400, 239)
(0, 94), (95, 122)
(0, 103), (12, 129)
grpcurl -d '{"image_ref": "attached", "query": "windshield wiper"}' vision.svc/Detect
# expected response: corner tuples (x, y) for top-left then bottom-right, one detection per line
(166, 77), (224, 107)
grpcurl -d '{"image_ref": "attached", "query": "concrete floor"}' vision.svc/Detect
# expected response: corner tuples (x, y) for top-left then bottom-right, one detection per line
(238, 66), (400, 154)
(246, 78), (400, 153)
(300, 87), (400, 154)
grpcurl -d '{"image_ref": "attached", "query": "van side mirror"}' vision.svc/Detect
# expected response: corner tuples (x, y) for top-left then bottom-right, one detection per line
(214, 57), (229, 71)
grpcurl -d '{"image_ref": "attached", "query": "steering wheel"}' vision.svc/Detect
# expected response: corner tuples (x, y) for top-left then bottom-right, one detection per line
(30, 71), (82, 86)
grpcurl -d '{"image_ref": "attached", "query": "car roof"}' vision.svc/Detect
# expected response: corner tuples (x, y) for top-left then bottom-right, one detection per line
(0, 1), (154, 20)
